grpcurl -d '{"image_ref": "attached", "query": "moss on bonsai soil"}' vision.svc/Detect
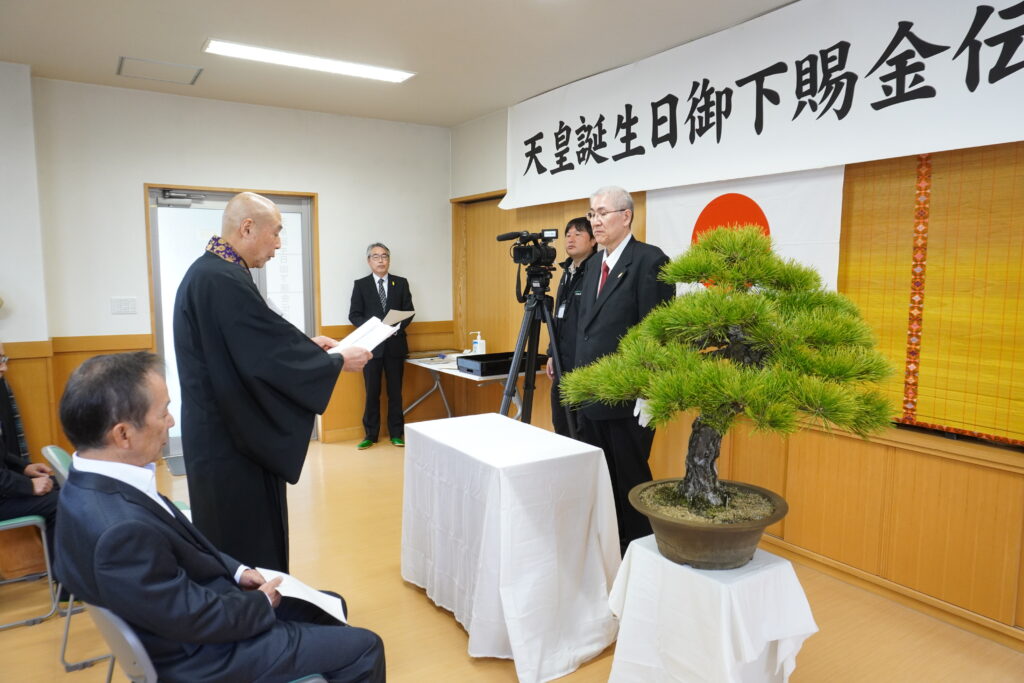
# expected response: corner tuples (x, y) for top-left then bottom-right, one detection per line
(640, 481), (774, 523)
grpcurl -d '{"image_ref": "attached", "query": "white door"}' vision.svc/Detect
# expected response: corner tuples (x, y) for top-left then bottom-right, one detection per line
(148, 189), (316, 469)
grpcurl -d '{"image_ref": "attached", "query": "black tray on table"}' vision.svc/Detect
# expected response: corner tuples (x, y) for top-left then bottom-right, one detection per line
(456, 352), (548, 377)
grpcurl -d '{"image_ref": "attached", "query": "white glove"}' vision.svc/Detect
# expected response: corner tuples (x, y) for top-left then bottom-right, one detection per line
(633, 398), (653, 428)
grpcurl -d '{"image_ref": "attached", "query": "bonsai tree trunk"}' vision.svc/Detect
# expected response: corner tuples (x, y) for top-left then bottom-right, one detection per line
(679, 416), (729, 508)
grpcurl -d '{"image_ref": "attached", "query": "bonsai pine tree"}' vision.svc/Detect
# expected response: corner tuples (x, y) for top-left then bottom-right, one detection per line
(561, 226), (893, 511)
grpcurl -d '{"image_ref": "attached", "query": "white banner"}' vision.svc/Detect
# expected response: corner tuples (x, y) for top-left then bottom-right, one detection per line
(647, 166), (845, 291)
(503, 0), (1024, 209)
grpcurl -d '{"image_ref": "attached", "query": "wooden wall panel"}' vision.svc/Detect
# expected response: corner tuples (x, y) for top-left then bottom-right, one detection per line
(729, 425), (788, 538)
(320, 322), (457, 442)
(0, 528), (45, 580)
(1019, 531), (1024, 628)
(783, 430), (889, 575)
(885, 449), (1024, 623)
(49, 335), (155, 452)
(649, 413), (695, 480)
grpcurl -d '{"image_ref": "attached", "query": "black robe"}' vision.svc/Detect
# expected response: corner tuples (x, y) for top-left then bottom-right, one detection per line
(173, 251), (343, 572)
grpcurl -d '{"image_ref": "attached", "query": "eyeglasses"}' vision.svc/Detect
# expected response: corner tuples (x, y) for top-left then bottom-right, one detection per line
(586, 208), (628, 222)
(369, 254), (390, 262)
(0, 355), (8, 364)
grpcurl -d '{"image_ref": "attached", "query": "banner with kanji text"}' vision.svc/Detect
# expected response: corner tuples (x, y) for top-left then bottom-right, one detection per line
(502, 0), (1024, 209)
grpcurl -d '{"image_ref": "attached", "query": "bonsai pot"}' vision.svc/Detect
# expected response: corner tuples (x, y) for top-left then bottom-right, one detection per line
(628, 479), (789, 570)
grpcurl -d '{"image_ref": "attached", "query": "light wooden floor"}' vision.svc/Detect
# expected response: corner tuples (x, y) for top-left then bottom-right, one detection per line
(2, 439), (1023, 682)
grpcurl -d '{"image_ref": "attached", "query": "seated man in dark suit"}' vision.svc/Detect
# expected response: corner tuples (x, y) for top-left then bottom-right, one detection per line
(54, 351), (385, 683)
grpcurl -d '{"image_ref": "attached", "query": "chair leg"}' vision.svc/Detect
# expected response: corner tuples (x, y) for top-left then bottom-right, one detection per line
(58, 591), (112, 672)
(0, 521), (58, 631)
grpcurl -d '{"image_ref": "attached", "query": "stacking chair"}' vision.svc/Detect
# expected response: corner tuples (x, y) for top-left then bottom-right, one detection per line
(41, 444), (110, 671)
(41, 444), (71, 482)
(0, 514), (59, 630)
(85, 603), (157, 683)
(87, 602), (327, 683)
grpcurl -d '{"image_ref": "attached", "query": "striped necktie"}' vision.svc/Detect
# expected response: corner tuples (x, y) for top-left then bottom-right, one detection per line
(377, 278), (387, 312)
(597, 261), (610, 295)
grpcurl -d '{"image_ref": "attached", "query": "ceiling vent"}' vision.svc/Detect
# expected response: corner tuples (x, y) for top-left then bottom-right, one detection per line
(117, 57), (203, 85)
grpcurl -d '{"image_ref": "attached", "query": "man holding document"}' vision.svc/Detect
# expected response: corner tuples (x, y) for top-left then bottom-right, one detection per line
(174, 192), (370, 573)
(55, 352), (385, 682)
(349, 243), (415, 450)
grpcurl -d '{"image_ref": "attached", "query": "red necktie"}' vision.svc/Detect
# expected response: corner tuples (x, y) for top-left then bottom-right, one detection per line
(598, 261), (610, 295)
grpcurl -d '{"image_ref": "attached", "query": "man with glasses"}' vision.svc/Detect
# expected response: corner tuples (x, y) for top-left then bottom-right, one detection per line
(574, 186), (674, 554)
(349, 243), (415, 450)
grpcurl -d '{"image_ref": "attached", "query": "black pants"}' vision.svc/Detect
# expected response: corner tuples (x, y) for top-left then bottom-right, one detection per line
(362, 355), (405, 441)
(270, 594), (386, 683)
(576, 414), (655, 553)
(549, 378), (580, 439)
(167, 592), (386, 683)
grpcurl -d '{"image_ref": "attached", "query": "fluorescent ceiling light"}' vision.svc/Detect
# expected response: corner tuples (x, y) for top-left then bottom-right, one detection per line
(203, 39), (414, 83)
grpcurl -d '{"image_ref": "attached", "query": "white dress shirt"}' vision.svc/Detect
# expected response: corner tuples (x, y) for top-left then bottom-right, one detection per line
(71, 454), (174, 516)
(598, 232), (633, 298)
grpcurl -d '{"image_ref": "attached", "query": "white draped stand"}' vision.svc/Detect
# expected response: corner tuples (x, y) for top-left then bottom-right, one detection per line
(401, 413), (621, 683)
(609, 536), (818, 682)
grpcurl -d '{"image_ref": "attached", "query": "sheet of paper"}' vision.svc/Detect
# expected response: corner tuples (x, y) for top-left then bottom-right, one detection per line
(256, 567), (347, 624)
(327, 316), (398, 354)
(381, 309), (415, 326)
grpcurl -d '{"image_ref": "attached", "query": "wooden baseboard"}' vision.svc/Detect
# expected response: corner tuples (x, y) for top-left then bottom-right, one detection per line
(760, 536), (1024, 653)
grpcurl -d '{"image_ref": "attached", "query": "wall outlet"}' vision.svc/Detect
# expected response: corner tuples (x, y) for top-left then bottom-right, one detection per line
(110, 296), (137, 315)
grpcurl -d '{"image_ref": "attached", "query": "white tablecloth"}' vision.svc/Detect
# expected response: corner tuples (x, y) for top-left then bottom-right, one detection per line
(401, 413), (620, 683)
(609, 536), (818, 683)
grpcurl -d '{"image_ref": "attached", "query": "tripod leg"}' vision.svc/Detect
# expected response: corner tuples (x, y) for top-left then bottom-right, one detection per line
(500, 299), (539, 416)
(518, 305), (543, 424)
(540, 296), (578, 440)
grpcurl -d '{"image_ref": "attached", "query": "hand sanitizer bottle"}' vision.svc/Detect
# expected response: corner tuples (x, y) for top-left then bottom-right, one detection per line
(470, 331), (486, 355)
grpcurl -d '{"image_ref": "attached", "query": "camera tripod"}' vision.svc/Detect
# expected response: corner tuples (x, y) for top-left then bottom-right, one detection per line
(499, 264), (578, 439)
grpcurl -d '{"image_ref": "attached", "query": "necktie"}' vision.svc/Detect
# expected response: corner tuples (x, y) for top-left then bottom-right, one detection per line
(378, 278), (387, 312)
(597, 261), (610, 295)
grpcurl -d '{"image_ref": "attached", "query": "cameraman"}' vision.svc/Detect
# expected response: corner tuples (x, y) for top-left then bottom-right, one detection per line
(545, 217), (598, 436)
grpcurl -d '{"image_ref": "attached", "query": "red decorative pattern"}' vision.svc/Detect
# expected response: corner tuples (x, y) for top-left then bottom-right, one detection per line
(899, 419), (1024, 447)
(899, 154), (931, 422)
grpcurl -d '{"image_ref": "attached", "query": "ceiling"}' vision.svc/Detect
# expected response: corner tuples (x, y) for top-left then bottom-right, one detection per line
(0, 0), (796, 128)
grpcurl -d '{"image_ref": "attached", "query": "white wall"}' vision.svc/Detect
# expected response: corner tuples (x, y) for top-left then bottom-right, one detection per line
(0, 62), (48, 342)
(32, 79), (452, 337)
(450, 109), (507, 199)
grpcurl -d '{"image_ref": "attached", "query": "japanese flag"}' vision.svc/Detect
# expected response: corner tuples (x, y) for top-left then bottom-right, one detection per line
(646, 166), (845, 290)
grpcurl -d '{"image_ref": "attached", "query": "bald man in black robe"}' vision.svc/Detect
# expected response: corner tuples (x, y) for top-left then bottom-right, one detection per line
(174, 192), (371, 572)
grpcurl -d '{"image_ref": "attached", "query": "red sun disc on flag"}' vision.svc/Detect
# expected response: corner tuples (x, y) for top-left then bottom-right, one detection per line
(691, 193), (770, 244)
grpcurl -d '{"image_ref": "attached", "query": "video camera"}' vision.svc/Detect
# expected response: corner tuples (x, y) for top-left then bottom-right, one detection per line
(496, 229), (559, 267)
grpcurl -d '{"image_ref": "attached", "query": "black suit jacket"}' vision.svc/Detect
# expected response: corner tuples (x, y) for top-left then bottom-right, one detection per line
(54, 468), (280, 680)
(548, 252), (597, 373)
(574, 236), (674, 420)
(349, 273), (414, 359)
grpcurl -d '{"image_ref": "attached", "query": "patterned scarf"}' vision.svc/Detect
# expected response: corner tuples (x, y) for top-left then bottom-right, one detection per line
(0, 378), (29, 462)
(205, 235), (248, 269)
